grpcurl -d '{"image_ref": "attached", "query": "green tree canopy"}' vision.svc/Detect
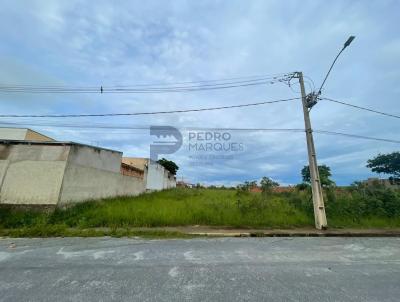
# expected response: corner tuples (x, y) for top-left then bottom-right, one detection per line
(367, 152), (400, 179)
(301, 164), (335, 187)
(237, 180), (257, 191)
(260, 177), (279, 194)
(157, 158), (179, 175)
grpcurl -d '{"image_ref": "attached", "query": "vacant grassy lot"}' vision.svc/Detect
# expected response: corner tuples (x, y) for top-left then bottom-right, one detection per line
(0, 189), (311, 230)
(1, 184), (400, 236)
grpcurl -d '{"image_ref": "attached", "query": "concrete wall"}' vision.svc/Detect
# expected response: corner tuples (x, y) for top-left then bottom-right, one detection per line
(123, 157), (176, 191)
(0, 128), (54, 141)
(59, 163), (145, 205)
(0, 144), (70, 162)
(0, 160), (66, 205)
(0, 144), (70, 205)
(68, 144), (122, 173)
(0, 143), (146, 206)
(167, 175), (176, 189)
(0, 128), (27, 140)
(146, 163), (176, 190)
(146, 163), (166, 191)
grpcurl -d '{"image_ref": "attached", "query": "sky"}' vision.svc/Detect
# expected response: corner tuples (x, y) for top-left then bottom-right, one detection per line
(0, 0), (399, 186)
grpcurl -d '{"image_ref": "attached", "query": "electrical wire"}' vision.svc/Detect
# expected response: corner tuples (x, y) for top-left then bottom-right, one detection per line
(0, 97), (300, 118)
(0, 121), (398, 144)
(321, 97), (400, 119)
(0, 78), (275, 91)
(0, 73), (295, 94)
(1, 72), (292, 89)
(313, 130), (400, 144)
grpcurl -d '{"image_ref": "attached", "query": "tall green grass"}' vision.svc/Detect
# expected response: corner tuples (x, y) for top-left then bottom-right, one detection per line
(50, 188), (312, 228)
(1, 186), (399, 230)
(0, 188), (311, 229)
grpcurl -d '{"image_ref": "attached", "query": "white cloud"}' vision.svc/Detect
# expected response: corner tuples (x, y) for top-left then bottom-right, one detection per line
(0, 0), (399, 185)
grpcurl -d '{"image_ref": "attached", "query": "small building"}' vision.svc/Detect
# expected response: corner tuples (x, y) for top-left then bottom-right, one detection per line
(177, 180), (191, 188)
(120, 162), (145, 179)
(249, 186), (295, 193)
(249, 186), (262, 193)
(362, 177), (399, 188)
(122, 157), (176, 191)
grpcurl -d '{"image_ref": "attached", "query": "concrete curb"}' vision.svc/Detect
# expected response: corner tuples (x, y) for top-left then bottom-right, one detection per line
(187, 231), (400, 237)
(2, 226), (400, 238)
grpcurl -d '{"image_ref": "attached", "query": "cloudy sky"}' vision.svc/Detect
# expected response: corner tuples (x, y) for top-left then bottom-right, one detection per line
(0, 0), (398, 186)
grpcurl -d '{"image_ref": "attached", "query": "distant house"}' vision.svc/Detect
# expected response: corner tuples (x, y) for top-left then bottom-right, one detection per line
(362, 177), (399, 188)
(249, 186), (295, 193)
(273, 186), (295, 193)
(122, 157), (176, 191)
(120, 162), (145, 179)
(176, 180), (194, 188)
(249, 186), (262, 193)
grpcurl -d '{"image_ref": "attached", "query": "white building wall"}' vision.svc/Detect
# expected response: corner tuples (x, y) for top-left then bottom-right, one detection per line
(145, 162), (177, 191)
(146, 163), (166, 191)
(163, 169), (169, 189)
(168, 176), (176, 188)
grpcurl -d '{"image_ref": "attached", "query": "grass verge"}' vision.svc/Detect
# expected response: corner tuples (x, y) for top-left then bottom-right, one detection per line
(0, 225), (193, 239)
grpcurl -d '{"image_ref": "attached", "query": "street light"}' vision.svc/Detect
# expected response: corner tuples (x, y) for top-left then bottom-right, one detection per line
(298, 36), (356, 229)
(317, 36), (356, 96)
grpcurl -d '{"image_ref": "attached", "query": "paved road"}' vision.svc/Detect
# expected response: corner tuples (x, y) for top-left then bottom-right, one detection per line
(0, 237), (399, 301)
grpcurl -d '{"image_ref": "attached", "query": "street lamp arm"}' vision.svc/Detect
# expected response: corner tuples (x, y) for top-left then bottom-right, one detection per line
(317, 36), (355, 96)
(317, 47), (345, 95)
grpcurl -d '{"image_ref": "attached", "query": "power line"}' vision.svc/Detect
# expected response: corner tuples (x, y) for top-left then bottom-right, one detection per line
(322, 97), (400, 119)
(0, 77), (274, 91)
(0, 120), (398, 144)
(0, 122), (306, 132)
(313, 130), (400, 144)
(0, 80), (281, 93)
(1, 72), (292, 89)
(0, 97), (300, 118)
(0, 123), (305, 132)
(0, 73), (295, 94)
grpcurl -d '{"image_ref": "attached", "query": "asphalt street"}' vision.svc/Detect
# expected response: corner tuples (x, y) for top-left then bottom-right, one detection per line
(0, 237), (399, 301)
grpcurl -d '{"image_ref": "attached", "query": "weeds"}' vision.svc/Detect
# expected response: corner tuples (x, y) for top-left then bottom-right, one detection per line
(0, 185), (399, 237)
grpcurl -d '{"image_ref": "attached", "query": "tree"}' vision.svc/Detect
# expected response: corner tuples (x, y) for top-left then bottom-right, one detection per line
(246, 180), (257, 188)
(157, 158), (179, 175)
(367, 152), (400, 182)
(237, 180), (257, 191)
(301, 164), (335, 187)
(260, 177), (279, 194)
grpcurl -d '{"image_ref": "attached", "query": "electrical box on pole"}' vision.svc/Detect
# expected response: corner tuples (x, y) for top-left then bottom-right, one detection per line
(297, 71), (328, 230)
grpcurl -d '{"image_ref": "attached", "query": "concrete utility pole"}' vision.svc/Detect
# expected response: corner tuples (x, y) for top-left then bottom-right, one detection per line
(297, 71), (328, 230)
